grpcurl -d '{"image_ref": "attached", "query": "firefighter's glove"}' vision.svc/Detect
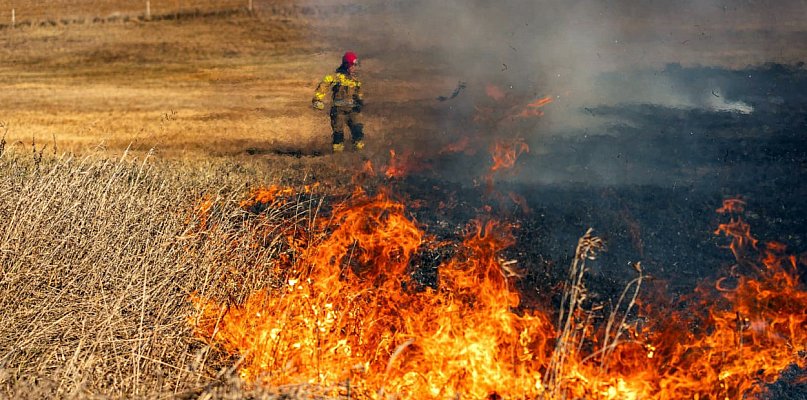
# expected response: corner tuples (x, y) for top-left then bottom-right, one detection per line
(313, 101), (325, 111)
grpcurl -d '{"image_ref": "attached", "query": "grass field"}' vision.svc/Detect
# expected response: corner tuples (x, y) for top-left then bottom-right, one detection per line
(0, 3), (454, 396)
(0, 3), (409, 161)
(0, 1), (249, 24)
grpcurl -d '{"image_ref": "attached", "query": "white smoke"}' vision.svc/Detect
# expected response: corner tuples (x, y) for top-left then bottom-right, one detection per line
(301, 0), (803, 128)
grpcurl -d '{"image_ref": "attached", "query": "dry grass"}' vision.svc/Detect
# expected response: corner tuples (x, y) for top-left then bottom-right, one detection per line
(0, 2), (446, 162)
(543, 229), (644, 399)
(0, 146), (335, 398)
(0, 1), (250, 23)
(0, 9), (380, 159)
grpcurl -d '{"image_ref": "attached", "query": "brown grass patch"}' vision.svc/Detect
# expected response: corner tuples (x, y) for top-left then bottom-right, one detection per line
(0, 147), (356, 398)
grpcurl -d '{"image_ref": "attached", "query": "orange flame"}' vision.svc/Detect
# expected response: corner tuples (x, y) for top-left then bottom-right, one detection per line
(384, 149), (430, 179)
(490, 138), (529, 173)
(717, 198), (747, 214)
(715, 198), (759, 259)
(187, 193), (215, 230)
(362, 159), (375, 176)
(190, 190), (806, 399)
(514, 96), (553, 118)
(239, 185), (296, 210)
(636, 203), (807, 399)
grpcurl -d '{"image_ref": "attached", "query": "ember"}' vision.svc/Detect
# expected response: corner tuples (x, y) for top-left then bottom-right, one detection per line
(385, 149), (431, 179)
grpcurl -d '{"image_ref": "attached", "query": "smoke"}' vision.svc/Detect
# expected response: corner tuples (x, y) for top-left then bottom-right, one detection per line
(324, 1), (806, 98)
(300, 0), (807, 185)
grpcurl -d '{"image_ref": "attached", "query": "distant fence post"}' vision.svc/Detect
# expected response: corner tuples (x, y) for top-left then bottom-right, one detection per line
(146, 1), (151, 19)
(11, 8), (14, 27)
(249, 0), (253, 11)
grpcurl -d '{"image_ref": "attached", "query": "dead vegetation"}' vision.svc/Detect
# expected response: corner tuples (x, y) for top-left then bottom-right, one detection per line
(0, 8), (335, 159)
(0, 1), (431, 161)
(0, 147), (318, 398)
(1, 2), (802, 398)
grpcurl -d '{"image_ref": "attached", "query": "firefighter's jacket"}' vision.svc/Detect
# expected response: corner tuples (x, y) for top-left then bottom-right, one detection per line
(313, 67), (363, 109)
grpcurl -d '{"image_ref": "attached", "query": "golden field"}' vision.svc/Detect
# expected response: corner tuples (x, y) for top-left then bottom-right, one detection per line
(0, 2), (410, 162)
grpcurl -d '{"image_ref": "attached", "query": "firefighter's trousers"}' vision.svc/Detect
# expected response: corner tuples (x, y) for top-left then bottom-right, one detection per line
(330, 107), (364, 145)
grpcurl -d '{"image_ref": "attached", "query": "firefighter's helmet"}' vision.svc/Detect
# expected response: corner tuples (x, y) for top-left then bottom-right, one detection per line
(342, 51), (358, 67)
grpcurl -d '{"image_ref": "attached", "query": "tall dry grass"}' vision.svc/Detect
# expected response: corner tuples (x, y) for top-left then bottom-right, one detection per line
(0, 147), (324, 399)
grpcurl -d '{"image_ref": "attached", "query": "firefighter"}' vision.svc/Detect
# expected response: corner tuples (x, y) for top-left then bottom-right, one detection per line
(312, 51), (365, 152)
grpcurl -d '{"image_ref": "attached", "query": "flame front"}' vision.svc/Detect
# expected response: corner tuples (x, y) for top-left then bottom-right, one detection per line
(191, 190), (806, 398)
(192, 189), (555, 398)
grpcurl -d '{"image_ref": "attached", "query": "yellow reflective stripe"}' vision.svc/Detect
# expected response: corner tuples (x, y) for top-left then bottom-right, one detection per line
(313, 74), (336, 101)
(335, 73), (359, 87)
(313, 73), (361, 103)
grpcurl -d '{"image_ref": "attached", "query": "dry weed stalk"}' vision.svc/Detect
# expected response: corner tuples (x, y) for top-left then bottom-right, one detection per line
(597, 262), (643, 372)
(543, 228), (644, 398)
(0, 121), (7, 158)
(544, 228), (604, 398)
(1, 148), (651, 399)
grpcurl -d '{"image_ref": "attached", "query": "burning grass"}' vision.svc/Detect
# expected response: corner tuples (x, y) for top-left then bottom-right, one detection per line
(189, 185), (805, 397)
(0, 144), (804, 399)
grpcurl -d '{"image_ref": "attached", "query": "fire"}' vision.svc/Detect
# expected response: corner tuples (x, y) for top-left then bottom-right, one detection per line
(481, 84), (553, 122)
(187, 193), (215, 229)
(384, 149), (405, 178)
(480, 138), (532, 212)
(717, 198), (747, 214)
(514, 96), (553, 119)
(191, 190), (558, 397)
(489, 138), (529, 173)
(636, 198), (807, 399)
(239, 185), (295, 210)
(190, 188), (805, 398)
(362, 159), (375, 176)
(715, 198), (759, 259)
(384, 149), (431, 179)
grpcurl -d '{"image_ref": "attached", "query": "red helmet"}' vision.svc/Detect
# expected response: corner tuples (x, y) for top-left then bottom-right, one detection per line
(342, 51), (359, 67)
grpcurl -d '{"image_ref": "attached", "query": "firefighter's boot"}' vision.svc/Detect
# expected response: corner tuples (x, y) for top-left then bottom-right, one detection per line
(349, 123), (365, 152)
(332, 143), (345, 153)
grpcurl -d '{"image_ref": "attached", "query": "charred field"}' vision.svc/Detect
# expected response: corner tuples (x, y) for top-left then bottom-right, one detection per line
(402, 63), (807, 292)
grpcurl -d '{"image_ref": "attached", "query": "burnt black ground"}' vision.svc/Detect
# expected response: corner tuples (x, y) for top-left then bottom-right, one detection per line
(400, 64), (807, 293)
(382, 63), (807, 398)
